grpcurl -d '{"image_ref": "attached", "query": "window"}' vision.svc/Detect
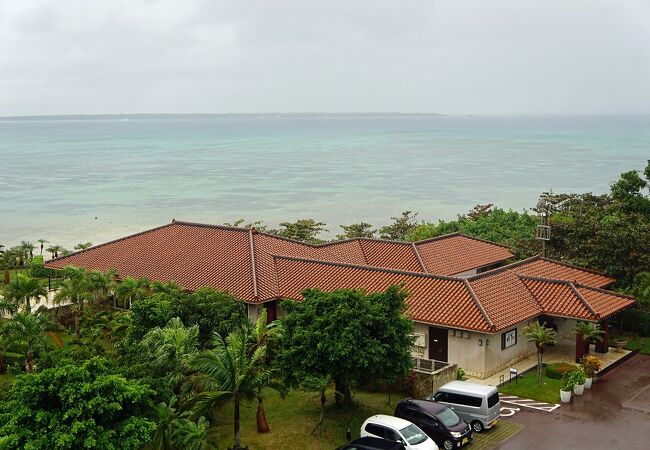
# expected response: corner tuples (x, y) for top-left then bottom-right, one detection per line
(385, 428), (400, 441)
(365, 423), (385, 437)
(415, 411), (435, 425)
(435, 407), (462, 427)
(445, 392), (482, 407)
(501, 328), (517, 350)
(400, 424), (428, 445)
(433, 392), (448, 402)
(488, 392), (500, 408)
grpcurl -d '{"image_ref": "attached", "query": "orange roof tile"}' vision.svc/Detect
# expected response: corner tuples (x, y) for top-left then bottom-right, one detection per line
(45, 220), (633, 331)
(415, 234), (514, 275)
(272, 256), (493, 332)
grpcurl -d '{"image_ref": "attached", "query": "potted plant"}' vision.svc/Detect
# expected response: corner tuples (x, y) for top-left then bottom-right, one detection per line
(614, 338), (627, 353)
(560, 373), (574, 403)
(572, 370), (586, 395)
(580, 355), (602, 389)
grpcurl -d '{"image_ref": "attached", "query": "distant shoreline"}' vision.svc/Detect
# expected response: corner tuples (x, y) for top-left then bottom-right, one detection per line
(0, 112), (446, 121)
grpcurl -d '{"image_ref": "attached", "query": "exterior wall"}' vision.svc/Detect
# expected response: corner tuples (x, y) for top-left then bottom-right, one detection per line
(247, 303), (263, 323)
(483, 319), (536, 378)
(411, 363), (458, 398)
(555, 317), (577, 344)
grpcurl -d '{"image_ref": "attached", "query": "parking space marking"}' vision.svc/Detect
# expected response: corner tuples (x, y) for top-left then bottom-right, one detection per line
(500, 395), (560, 412)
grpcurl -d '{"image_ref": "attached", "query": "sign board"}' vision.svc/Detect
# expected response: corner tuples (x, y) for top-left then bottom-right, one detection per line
(501, 328), (518, 350)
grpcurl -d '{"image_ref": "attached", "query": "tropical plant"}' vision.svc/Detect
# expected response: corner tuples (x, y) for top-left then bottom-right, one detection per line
(36, 239), (48, 255)
(277, 219), (328, 244)
(561, 372), (576, 392)
(523, 320), (557, 385)
(580, 355), (602, 378)
(87, 268), (118, 305)
(574, 321), (603, 355)
(0, 250), (16, 285)
(379, 210), (418, 240)
(45, 244), (63, 259)
(185, 325), (272, 450)
(54, 265), (92, 338)
(4, 311), (61, 372)
(336, 222), (376, 239)
(1, 273), (47, 313)
(74, 242), (93, 250)
(570, 369), (586, 386)
(142, 317), (199, 390)
(0, 357), (156, 449)
(114, 276), (151, 309)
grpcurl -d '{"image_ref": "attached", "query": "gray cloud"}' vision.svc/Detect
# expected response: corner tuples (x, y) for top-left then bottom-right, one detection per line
(1, 0), (649, 115)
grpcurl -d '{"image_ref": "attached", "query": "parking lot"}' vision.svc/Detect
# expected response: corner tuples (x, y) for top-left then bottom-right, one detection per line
(496, 354), (650, 450)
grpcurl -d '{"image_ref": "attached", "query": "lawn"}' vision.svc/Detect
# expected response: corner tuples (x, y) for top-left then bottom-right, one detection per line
(214, 388), (524, 450)
(613, 334), (650, 355)
(499, 371), (562, 404)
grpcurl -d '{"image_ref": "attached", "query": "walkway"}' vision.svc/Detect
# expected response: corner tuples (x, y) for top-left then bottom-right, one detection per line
(467, 344), (632, 387)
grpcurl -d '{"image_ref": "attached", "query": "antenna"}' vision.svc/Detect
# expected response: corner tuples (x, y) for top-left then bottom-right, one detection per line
(536, 194), (551, 257)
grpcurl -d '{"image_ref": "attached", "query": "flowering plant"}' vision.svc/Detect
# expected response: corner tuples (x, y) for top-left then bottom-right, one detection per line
(580, 355), (602, 377)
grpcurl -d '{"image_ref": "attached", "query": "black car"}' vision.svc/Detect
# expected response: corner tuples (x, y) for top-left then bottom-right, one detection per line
(394, 398), (472, 450)
(335, 436), (406, 450)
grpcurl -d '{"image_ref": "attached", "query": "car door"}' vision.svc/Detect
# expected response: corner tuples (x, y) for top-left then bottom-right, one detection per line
(413, 411), (443, 444)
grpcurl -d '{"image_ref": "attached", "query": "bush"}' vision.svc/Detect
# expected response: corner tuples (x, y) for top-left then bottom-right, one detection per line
(456, 367), (465, 380)
(29, 255), (56, 278)
(546, 362), (579, 379)
(617, 308), (650, 335)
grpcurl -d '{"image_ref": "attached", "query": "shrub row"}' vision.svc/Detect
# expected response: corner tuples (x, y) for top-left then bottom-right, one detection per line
(545, 362), (579, 379)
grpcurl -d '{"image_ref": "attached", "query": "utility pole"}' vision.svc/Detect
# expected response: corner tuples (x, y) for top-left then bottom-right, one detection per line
(536, 196), (551, 257)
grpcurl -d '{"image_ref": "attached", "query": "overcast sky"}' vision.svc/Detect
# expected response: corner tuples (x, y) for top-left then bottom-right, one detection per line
(1, 0), (649, 115)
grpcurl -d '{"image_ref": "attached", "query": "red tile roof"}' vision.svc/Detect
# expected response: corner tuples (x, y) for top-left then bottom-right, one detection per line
(415, 234), (514, 275)
(45, 220), (633, 331)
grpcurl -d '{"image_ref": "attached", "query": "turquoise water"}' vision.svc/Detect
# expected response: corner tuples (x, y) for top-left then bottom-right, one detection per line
(1, 114), (649, 248)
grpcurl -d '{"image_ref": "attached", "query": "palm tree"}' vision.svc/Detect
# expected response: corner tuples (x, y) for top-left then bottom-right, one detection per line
(36, 239), (49, 255)
(87, 269), (118, 305)
(114, 276), (150, 309)
(5, 311), (61, 372)
(186, 327), (271, 450)
(147, 400), (215, 450)
(523, 320), (557, 385)
(143, 317), (199, 389)
(54, 266), (92, 338)
(46, 244), (63, 259)
(74, 242), (93, 251)
(574, 321), (603, 355)
(151, 280), (184, 296)
(1, 249), (16, 285)
(1, 273), (47, 313)
(247, 309), (282, 433)
(20, 241), (36, 260)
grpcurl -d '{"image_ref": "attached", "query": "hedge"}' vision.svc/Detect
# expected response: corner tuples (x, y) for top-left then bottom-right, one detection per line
(545, 362), (579, 380)
(617, 308), (650, 335)
(30, 256), (57, 278)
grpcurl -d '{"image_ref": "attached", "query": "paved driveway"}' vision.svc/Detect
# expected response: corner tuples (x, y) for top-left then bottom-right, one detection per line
(497, 353), (650, 450)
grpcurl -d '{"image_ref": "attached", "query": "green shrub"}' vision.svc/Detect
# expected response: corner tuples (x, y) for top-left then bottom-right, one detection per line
(456, 367), (465, 380)
(29, 255), (56, 278)
(546, 362), (579, 379)
(617, 308), (650, 335)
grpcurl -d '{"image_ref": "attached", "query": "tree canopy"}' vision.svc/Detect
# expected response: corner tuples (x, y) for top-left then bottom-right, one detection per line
(0, 357), (156, 450)
(275, 285), (414, 406)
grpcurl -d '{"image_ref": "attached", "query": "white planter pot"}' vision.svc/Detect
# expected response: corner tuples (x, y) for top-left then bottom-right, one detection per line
(584, 377), (593, 389)
(560, 390), (572, 402)
(574, 384), (585, 395)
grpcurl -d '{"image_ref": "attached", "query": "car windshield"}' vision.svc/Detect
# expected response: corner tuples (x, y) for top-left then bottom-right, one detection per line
(400, 424), (428, 445)
(435, 407), (462, 428)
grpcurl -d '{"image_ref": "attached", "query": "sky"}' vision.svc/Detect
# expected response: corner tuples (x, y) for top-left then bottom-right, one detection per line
(1, 0), (649, 116)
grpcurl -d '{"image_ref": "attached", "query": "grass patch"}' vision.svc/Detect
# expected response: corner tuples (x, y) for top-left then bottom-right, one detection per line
(499, 370), (562, 404)
(615, 335), (650, 355)
(214, 388), (524, 450)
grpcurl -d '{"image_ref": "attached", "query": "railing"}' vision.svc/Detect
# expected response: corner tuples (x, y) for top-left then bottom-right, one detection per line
(412, 357), (451, 373)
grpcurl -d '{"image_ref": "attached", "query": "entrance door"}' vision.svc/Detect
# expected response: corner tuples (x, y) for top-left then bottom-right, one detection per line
(428, 326), (448, 362)
(264, 300), (277, 323)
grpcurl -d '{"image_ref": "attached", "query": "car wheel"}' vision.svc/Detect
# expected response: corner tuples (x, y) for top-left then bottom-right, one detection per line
(443, 439), (455, 450)
(471, 421), (484, 433)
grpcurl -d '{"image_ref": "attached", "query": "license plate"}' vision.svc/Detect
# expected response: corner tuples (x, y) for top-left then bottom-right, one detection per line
(462, 437), (468, 445)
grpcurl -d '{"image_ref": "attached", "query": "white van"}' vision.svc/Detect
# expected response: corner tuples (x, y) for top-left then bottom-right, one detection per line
(360, 414), (439, 450)
(427, 381), (500, 433)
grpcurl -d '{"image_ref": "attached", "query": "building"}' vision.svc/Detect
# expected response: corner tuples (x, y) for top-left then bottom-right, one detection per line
(45, 220), (634, 379)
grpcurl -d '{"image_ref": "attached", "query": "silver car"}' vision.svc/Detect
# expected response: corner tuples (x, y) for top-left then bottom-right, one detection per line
(428, 381), (500, 433)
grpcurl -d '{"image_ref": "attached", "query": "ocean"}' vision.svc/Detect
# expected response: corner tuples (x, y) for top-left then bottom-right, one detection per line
(1, 114), (648, 248)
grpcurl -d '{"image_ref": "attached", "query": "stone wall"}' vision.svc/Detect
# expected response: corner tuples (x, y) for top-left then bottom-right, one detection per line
(410, 363), (457, 398)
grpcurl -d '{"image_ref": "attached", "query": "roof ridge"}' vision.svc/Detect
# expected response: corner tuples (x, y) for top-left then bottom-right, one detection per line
(45, 222), (178, 265)
(465, 255), (543, 280)
(463, 279), (495, 330)
(320, 237), (414, 247)
(537, 256), (614, 280)
(248, 229), (259, 300)
(411, 242), (427, 272)
(270, 254), (464, 282)
(567, 282), (600, 319)
(414, 232), (512, 250)
(518, 276), (545, 311)
(517, 274), (576, 285)
(574, 283), (635, 300)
